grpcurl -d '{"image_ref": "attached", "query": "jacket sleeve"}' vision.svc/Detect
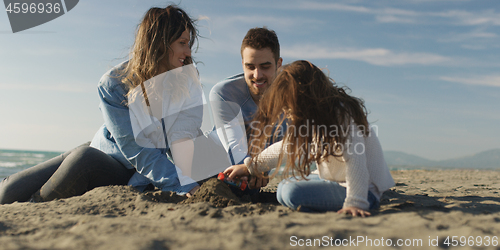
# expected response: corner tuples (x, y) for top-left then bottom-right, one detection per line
(209, 87), (249, 165)
(97, 74), (197, 194)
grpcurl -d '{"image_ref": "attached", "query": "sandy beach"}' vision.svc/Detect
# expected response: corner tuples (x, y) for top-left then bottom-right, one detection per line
(0, 169), (499, 249)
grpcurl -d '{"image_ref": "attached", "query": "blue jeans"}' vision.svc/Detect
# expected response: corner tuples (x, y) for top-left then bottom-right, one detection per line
(277, 174), (379, 212)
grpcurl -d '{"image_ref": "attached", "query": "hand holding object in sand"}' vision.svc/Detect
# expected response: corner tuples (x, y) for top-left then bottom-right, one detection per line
(223, 164), (269, 189)
(337, 206), (371, 217)
(246, 173), (269, 189)
(217, 172), (248, 190)
(223, 164), (250, 181)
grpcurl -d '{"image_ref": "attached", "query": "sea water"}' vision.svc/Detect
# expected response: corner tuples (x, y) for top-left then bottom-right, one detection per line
(0, 149), (62, 179)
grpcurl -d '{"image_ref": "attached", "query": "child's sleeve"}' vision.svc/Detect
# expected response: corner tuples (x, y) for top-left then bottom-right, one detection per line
(342, 123), (371, 210)
(244, 140), (284, 175)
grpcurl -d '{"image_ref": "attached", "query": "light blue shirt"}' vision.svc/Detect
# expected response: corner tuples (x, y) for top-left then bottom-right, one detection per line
(209, 73), (286, 165)
(209, 74), (257, 165)
(90, 61), (198, 194)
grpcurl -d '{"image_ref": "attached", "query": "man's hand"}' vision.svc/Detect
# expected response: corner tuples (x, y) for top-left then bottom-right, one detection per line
(337, 206), (371, 217)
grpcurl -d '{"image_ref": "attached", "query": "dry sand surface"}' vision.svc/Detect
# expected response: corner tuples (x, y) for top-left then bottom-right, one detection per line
(0, 169), (499, 250)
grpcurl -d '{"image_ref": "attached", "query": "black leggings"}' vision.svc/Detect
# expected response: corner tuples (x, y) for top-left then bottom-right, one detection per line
(0, 142), (135, 204)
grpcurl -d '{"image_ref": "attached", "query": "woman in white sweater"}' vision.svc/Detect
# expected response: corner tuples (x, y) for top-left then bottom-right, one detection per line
(224, 60), (394, 216)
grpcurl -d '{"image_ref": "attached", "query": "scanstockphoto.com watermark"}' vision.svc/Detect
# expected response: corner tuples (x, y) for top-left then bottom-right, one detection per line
(290, 235), (499, 247)
(248, 120), (379, 156)
(3, 0), (79, 33)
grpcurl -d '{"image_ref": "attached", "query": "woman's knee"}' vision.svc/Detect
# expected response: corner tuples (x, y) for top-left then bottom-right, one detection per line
(63, 146), (107, 171)
(58, 146), (129, 186)
(68, 146), (101, 159)
(0, 178), (14, 204)
(0, 177), (30, 204)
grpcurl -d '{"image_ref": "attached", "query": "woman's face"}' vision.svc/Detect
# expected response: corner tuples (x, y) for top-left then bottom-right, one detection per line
(168, 29), (191, 69)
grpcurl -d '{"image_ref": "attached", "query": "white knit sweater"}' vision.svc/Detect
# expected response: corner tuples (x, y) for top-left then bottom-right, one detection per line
(244, 125), (395, 210)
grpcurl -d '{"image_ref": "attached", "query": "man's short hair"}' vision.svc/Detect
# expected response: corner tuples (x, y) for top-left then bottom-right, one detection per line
(241, 27), (280, 63)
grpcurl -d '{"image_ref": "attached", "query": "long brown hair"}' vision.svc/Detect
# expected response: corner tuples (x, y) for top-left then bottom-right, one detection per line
(248, 60), (369, 179)
(121, 5), (198, 97)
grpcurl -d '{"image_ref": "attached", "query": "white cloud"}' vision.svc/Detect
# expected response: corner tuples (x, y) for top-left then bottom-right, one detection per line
(198, 13), (323, 56)
(356, 90), (416, 105)
(296, 2), (372, 13)
(375, 15), (417, 24)
(438, 30), (498, 42)
(440, 75), (500, 87)
(17, 48), (75, 57)
(434, 10), (500, 26)
(0, 43), (76, 57)
(460, 44), (489, 50)
(217, 15), (321, 29)
(287, 1), (500, 26)
(0, 82), (92, 93)
(282, 44), (452, 66)
(404, 0), (471, 2)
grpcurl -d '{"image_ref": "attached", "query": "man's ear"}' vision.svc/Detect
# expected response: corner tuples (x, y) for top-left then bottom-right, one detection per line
(277, 57), (283, 68)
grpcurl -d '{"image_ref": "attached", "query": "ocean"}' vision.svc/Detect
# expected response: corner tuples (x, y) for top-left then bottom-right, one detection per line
(1, 148), (495, 181)
(0, 149), (63, 179)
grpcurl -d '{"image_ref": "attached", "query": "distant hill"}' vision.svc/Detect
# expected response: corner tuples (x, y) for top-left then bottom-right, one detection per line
(384, 149), (500, 170)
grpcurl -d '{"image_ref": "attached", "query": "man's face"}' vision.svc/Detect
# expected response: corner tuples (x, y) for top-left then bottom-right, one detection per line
(242, 47), (282, 103)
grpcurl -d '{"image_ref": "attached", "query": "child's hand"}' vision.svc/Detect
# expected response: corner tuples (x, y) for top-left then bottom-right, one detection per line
(223, 164), (250, 180)
(337, 207), (371, 217)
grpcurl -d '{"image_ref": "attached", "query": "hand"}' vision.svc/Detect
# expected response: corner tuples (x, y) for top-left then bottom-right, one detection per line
(337, 207), (371, 217)
(247, 175), (269, 189)
(223, 164), (250, 180)
(186, 185), (200, 198)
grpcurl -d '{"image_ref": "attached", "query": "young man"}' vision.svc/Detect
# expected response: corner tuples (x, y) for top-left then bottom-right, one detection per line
(209, 27), (283, 189)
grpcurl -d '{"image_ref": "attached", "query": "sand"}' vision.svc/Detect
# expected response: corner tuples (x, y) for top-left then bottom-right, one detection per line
(0, 169), (499, 249)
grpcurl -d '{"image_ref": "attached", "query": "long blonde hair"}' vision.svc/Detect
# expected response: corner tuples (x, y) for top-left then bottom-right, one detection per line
(121, 5), (198, 98)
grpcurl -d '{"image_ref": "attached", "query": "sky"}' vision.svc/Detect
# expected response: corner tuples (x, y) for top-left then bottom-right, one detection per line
(0, 0), (499, 161)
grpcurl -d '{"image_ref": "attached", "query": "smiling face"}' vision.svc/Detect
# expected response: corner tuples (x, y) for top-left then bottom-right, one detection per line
(242, 47), (282, 104)
(168, 29), (192, 69)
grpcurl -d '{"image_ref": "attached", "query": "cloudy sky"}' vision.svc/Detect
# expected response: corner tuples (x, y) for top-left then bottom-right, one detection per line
(0, 0), (499, 161)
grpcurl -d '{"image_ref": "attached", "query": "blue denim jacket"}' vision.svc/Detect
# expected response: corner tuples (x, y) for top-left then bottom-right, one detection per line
(90, 61), (198, 194)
